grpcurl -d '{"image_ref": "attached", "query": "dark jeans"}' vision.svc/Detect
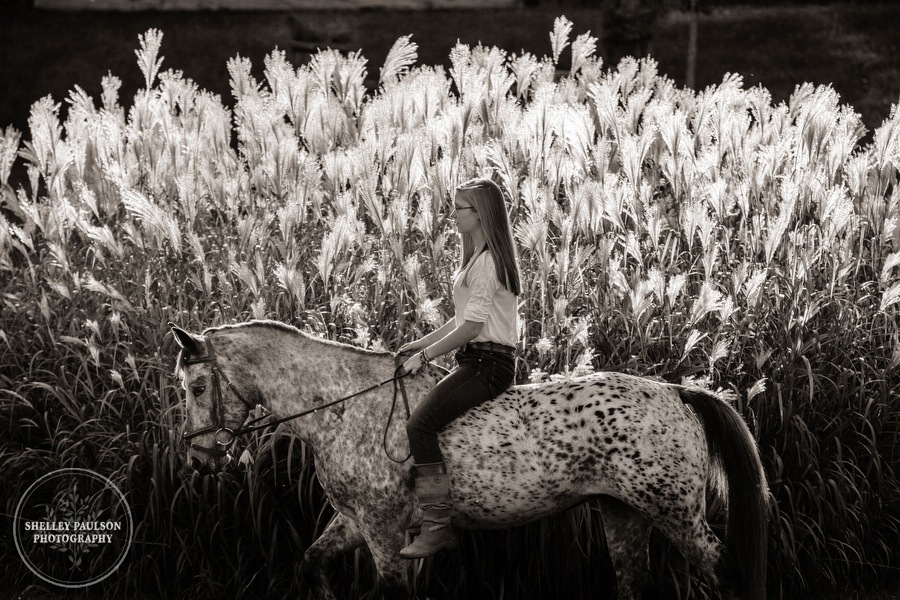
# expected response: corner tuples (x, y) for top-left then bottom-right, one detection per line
(406, 345), (516, 465)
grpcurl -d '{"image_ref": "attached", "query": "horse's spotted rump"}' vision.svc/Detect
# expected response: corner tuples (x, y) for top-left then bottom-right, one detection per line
(172, 321), (768, 600)
(440, 372), (702, 530)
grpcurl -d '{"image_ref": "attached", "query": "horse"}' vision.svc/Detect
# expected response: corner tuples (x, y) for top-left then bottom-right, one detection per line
(170, 320), (769, 600)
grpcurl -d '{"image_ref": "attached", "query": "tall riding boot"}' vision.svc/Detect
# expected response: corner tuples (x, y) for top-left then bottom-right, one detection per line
(399, 462), (457, 559)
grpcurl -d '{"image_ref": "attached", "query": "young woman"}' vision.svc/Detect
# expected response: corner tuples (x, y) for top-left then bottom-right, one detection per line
(397, 177), (521, 559)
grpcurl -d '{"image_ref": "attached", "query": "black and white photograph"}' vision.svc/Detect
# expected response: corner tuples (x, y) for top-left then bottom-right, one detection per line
(2, 0), (899, 598)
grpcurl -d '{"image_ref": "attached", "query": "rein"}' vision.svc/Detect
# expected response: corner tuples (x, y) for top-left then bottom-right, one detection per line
(182, 337), (413, 464)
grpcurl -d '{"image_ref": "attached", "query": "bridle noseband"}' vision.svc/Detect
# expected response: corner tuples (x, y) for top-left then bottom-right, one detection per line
(181, 336), (413, 463)
(182, 338), (260, 458)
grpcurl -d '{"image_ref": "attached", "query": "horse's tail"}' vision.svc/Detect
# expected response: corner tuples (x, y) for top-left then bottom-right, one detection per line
(678, 387), (769, 600)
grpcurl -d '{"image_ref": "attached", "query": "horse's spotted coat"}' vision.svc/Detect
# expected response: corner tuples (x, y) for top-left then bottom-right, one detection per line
(173, 321), (768, 600)
(442, 375), (709, 531)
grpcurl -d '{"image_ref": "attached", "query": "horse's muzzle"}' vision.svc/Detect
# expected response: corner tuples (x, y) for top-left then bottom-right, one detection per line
(187, 448), (232, 475)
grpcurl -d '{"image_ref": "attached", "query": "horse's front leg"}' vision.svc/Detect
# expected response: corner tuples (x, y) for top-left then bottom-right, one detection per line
(301, 511), (364, 600)
(356, 516), (411, 600)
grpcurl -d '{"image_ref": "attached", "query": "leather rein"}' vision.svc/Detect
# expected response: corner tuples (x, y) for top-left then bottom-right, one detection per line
(181, 337), (413, 464)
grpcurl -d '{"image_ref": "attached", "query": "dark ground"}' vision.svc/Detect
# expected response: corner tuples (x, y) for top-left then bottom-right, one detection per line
(2, 2), (900, 157)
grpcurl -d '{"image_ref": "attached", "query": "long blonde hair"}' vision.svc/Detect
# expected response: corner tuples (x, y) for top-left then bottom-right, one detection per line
(457, 178), (521, 296)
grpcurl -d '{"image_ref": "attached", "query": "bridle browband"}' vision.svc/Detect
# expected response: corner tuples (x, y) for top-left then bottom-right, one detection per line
(181, 337), (413, 463)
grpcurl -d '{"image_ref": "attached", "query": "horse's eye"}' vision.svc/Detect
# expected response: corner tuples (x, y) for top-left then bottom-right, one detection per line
(191, 385), (206, 397)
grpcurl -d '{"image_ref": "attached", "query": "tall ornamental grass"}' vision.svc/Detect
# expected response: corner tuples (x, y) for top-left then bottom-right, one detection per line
(1, 20), (898, 599)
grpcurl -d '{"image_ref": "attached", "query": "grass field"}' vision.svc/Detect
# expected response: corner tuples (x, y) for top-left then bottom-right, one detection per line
(2, 3), (900, 599)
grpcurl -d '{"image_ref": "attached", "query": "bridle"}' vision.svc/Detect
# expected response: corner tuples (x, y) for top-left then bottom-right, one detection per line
(181, 337), (413, 463)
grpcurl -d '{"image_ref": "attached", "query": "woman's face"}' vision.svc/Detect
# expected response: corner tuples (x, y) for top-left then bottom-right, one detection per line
(452, 192), (482, 235)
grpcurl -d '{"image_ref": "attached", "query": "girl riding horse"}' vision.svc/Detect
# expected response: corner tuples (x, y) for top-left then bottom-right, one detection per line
(397, 177), (522, 559)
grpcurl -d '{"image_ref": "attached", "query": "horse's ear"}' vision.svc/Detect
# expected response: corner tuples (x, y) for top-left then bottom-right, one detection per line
(169, 323), (203, 356)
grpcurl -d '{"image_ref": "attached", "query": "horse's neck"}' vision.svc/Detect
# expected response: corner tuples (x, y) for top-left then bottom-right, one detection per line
(250, 331), (400, 444)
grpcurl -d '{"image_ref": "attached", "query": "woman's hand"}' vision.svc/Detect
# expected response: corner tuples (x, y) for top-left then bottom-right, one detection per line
(401, 352), (426, 376)
(397, 341), (421, 358)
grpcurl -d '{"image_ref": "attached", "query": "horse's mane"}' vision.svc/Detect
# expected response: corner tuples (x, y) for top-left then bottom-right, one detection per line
(203, 319), (395, 358)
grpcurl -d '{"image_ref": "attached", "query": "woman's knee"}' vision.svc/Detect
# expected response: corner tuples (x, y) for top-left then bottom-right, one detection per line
(406, 409), (434, 438)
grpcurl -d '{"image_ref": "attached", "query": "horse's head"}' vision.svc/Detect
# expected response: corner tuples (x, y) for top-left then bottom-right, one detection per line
(170, 323), (255, 475)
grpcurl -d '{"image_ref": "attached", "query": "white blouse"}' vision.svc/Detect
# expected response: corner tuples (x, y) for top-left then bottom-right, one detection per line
(452, 251), (518, 348)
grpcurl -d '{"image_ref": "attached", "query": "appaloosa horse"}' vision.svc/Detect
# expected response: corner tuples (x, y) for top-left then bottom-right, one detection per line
(170, 320), (769, 600)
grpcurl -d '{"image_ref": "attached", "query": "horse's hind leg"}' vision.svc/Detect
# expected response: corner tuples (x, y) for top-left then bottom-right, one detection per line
(658, 511), (732, 594)
(597, 496), (652, 600)
(301, 512), (364, 600)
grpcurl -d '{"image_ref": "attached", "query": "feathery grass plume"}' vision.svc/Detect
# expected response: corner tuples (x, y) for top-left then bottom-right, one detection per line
(23, 95), (63, 179)
(448, 41), (482, 102)
(13, 191), (43, 236)
(519, 85), (556, 174)
(395, 131), (429, 202)
(303, 95), (345, 154)
(743, 267), (767, 309)
(0, 214), (26, 262)
(121, 187), (182, 254)
(646, 266), (666, 306)
(330, 50), (369, 118)
(698, 239), (720, 284)
(665, 272), (687, 308)
(587, 78), (622, 141)
(825, 106), (865, 184)
(263, 48), (296, 110)
(568, 181), (601, 236)
(556, 104), (595, 178)
(570, 31), (598, 77)
(870, 103), (900, 199)
(386, 194), (410, 264)
(510, 52), (542, 99)
(227, 54), (260, 102)
(623, 86), (653, 136)
(468, 44), (511, 122)
(879, 281), (900, 312)
(747, 377), (767, 403)
(80, 220), (125, 262)
(135, 29), (164, 90)
(483, 140), (517, 203)
(380, 35), (418, 89)
(654, 109), (691, 199)
(690, 279), (726, 326)
(682, 329), (708, 360)
(881, 250), (900, 283)
(404, 67), (453, 130)
(819, 185), (855, 244)
(681, 198), (705, 247)
(708, 338), (731, 370)
(886, 332), (900, 371)
(82, 272), (132, 311)
(403, 254), (422, 296)
(703, 179), (732, 222)
(100, 72), (122, 113)
(628, 277), (654, 324)
(764, 179), (798, 264)
(549, 16), (573, 66)
(0, 126), (21, 186)
(515, 213), (548, 255)
(64, 86), (96, 177)
(792, 83), (841, 166)
(274, 252), (306, 309)
(230, 259), (262, 299)
(618, 130), (656, 214)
